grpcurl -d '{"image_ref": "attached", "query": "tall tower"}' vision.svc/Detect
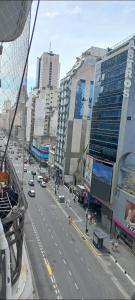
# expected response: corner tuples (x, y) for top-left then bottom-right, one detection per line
(35, 51), (60, 90)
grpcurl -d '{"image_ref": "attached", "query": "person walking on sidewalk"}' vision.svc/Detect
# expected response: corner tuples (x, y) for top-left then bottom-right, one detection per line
(73, 195), (76, 203)
(68, 215), (72, 224)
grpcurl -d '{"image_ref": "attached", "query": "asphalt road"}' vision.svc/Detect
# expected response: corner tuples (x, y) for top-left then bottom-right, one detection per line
(10, 149), (134, 300)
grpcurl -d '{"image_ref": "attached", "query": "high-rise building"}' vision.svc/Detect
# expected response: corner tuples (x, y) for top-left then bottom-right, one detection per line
(86, 36), (135, 250)
(55, 47), (106, 183)
(35, 51), (60, 89)
(0, 11), (30, 143)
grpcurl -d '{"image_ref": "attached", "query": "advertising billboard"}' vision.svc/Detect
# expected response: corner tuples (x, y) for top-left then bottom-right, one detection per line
(84, 155), (93, 187)
(124, 200), (135, 235)
(90, 160), (113, 203)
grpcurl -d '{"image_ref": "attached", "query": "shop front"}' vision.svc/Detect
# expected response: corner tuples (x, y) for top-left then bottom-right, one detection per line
(113, 189), (135, 253)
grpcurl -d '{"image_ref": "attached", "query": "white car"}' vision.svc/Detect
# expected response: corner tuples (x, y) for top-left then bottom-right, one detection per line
(28, 190), (35, 197)
(40, 181), (47, 188)
(37, 175), (43, 182)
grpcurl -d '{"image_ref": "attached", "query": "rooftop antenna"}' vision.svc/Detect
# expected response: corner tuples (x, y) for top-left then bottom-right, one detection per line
(49, 41), (52, 53)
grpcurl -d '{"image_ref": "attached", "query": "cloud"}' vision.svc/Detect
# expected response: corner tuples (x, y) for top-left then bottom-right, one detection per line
(70, 6), (81, 15)
(43, 11), (60, 18)
(122, 6), (135, 15)
(42, 5), (81, 18)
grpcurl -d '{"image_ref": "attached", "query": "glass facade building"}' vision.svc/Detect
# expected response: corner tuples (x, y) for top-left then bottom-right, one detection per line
(89, 49), (128, 162)
(74, 79), (85, 119)
(0, 12), (30, 109)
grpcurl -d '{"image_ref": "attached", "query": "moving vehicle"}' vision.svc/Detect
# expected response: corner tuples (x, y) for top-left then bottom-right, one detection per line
(43, 175), (49, 183)
(28, 180), (34, 186)
(37, 175), (43, 182)
(28, 190), (35, 197)
(40, 181), (47, 188)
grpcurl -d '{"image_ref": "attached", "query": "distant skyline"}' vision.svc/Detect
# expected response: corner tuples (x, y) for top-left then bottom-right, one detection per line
(27, 0), (135, 92)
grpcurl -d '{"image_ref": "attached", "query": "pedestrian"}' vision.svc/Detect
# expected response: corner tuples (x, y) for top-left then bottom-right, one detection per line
(68, 215), (72, 224)
(73, 195), (76, 203)
(114, 240), (118, 252)
(112, 240), (115, 251)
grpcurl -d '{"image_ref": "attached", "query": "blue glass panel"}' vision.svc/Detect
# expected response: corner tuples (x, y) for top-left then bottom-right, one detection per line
(88, 81), (94, 119)
(74, 79), (86, 119)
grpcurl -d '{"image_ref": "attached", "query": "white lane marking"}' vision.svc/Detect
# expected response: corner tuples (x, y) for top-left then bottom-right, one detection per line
(59, 250), (62, 255)
(111, 276), (130, 299)
(55, 242), (58, 247)
(74, 282), (79, 290)
(27, 212), (63, 299)
(63, 259), (67, 265)
(68, 270), (72, 276)
(88, 268), (90, 272)
(69, 206), (82, 222)
(47, 188), (68, 218)
(110, 255), (135, 286)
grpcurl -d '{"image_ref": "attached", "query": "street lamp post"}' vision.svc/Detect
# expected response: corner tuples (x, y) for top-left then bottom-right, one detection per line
(55, 180), (57, 195)
(85, 210), (88, 234)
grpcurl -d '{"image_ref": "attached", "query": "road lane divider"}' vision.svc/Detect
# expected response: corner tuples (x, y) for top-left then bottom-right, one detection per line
(72, 221), (101, 256)
(28, 211), (63, 300)
(47, 187), (101, 257)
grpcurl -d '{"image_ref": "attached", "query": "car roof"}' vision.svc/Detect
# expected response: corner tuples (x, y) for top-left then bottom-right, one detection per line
(30, 190), (35, 193)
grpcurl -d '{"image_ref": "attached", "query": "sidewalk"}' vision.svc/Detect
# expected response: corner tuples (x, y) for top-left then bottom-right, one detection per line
(12, 240), (36, 299)
(48, 179), (135, 283)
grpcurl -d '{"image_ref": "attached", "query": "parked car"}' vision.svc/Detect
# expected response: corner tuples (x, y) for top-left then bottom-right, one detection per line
(28, 190), (35, 197)
(40, 181), (47, 188)
(31, 170), (36, 176)
(24, 167), (27, 172)
(28, 180), (34, 186)
(37, 175), (43, 183)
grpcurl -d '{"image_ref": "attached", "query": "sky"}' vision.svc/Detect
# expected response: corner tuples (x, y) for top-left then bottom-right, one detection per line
(27, 0), (135, 92)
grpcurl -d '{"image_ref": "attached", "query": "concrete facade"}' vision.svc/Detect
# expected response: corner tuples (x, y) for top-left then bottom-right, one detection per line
(35, 51), (60, 90)
(55, 47), (106, 181)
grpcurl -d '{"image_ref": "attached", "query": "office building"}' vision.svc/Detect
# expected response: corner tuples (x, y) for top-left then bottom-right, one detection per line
(55, 47), (106, 183)
(35, 51), (60, 89)
(86, 36), (135, 251)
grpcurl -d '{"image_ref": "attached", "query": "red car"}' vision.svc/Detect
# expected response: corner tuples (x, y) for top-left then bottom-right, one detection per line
(43, 175), (49, 183)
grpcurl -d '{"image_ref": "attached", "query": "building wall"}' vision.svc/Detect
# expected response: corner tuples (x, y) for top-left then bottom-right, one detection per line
(34, 97), (46, 137)
(55, 47), (106, 178)
(39, 52), (59, 89)
(113, 189), (135, 240)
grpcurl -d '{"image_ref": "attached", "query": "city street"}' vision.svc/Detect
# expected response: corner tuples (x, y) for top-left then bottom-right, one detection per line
(10, 151), (135, 300)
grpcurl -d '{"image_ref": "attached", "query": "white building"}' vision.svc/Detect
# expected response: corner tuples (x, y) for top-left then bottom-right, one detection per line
(55, 47), (106, 183)
(35, 51), (60, 89)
